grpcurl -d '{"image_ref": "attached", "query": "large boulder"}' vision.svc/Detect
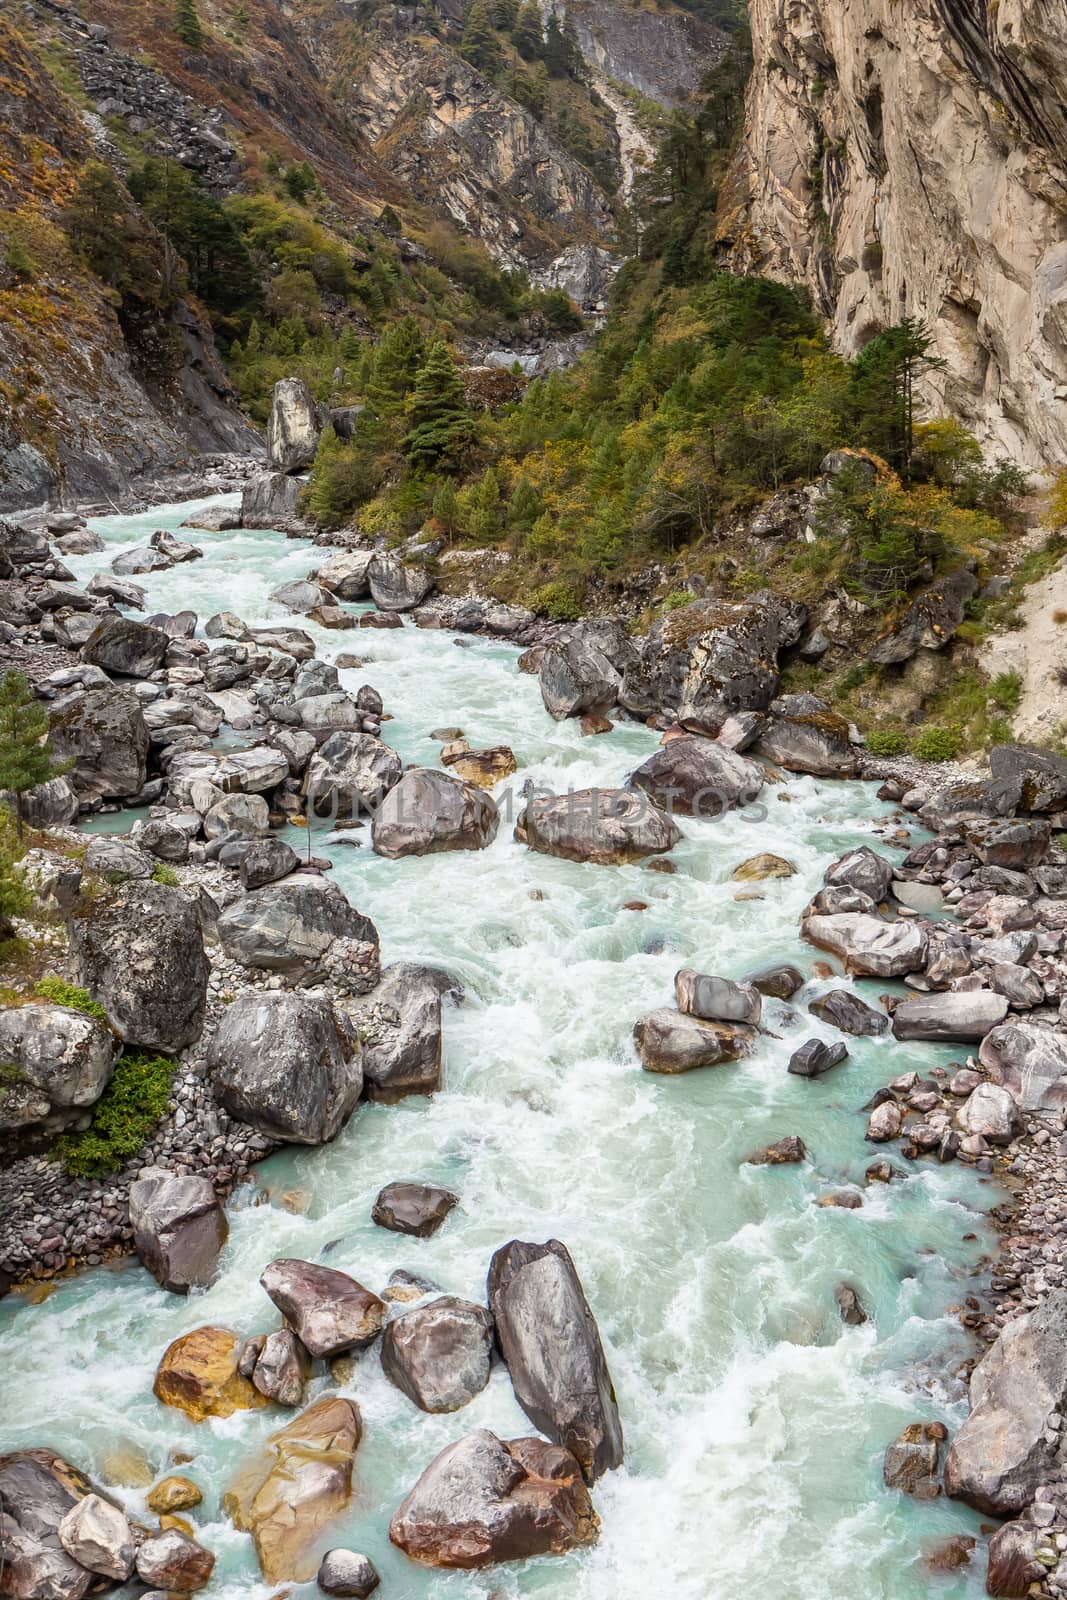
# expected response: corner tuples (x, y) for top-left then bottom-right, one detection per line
(6, 775), (80, 829)
(372, 1180), (459, 1236)
(956, 1082), (1023, 1144)
(0, 1449), (96, 1600)
(980, 1022), (1067, 1109)
(81, 616), (169, 678)
(675, 968), (762, 1026)
(135, 1529), (214, 1591)
(753, 694), (857, 777)
(205, 993), (362, 1144)
(892, 991), (1010, 1043)
(129, 1168), (228, 1293)
(619, 593), (807, 723)
(627, 737), (763, 819)
(368, 554), (434, 612)
(225, 1397), (361, 1582)
(633, 1008), (756, 1072)
(240, 471), (302, 529)
(518, 788), (680, 866)
(808, 988), (888, 1036)
(537, 622), (636, 721)
(67, 882), (209, 1052)
(57, 1494), (134, 1581)
(260, 1260), (386, 1357)
(217, 878), (380, 992)
(824, 846), (894, 902)
(988, 743), (1067, 814)
(963, 816), (1052, 871)
(83, 833), (152, 882)
(487, 1238), (623, 1483)
(154, 1325), (266, 1421)
(389, 1430), (597, 1569)
(869, 569), (979, 664)
(267, 377), (320, 473)
(338, 963), (457, 1101)
(944, 1290), (1067, 1514)
(381, 1297), (494, 1413)
(0, 1004), (117, 1135)
(271, 579), (332, 615)
(312, 550), (374, 600)
(49, 686), (149, 801)
(372, 769), (498, 857)
(802, 912), (928, 976)
(306, 732), (402, 816)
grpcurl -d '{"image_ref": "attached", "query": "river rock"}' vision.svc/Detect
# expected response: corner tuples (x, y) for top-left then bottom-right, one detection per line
(86, 572), (146, 608)
(154, 1325), (266, 1420)
(802, 912), (928, 976)
(206, 993), (362, 1144)
(537, 622), (636, 720)
(0, 1449), (95, 1600)
(81, 615), (169, 678)
(151, 528), (201, 563)
(83, 833), (153, 881)
(633, 1007), (756, 1073)
(892, 991), (1010, 1042)
(261, 1260), (387, 1356)
(748, 962), (805, 998)
(57, 1494), (135, 1581)
(391, 1430), (597, 1570)
(487, 1238), (623, 1482)
(808, 989), (888, 1035)
(372, 768), (498, 857)
(67, 881), (208, 1051)
(0, 1003), (117, 1134)
(979, 1021), (1067, 1108)
(944, 1290), (1067, 1514)
(137, 818), (190, 862)
(8, 774), (80, 830)
(753, 694), (857, 777)
(883, 1422), (943, 1494)
(628, 736), (764, 818)
(866, 1100), (903, 1141)
(317, 1550), (380, 1597)
(381, 1296), (494, 1413)
(988, 743), (1067, 814)
(136, 1528), (214, 1591)
(339, 963), (457, 1101)
(237, 836), (298, 889)
(518, 787), (680, 865)
(146, 1477), (202, 1514)
(49, 686), (149, 801)
(955, 1082), (1023, 1144)
(985, 1520), (1043, 1597)
(746, 1134), (807, 1164)
(129, 1168), (228, 1294)
(267, 376), (320, 472)
(226, 1395), (361, 1581)
(252, 1329), (307, 1407)
(733, 853), (796, 881)
(440, 744), (517, 788)
(241, 471), (302, 528)
(788, 1038), (849, 1077)
(306, 731), (403, 816)
(218, 877), (380, 991)
(111, 545), (172, 575)
(823, 846), (894, 902)
(964, 816), (1052, 871)
(204, 793), (270, 840)
(675, 968), (762, 1026)
(312, 550), (374, 600)
(834, 1283), (867, 1326)
(368, 554), (434, 612)
(372, 1181), (459, 1236)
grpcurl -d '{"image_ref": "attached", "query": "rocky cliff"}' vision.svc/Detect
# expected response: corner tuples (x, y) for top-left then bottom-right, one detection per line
(724, 0), (1067, 466)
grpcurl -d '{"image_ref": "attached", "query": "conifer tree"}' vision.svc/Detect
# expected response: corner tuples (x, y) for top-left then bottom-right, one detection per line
(338, 324), (361, 364)
(367, 316), (426, 412)
(403, 342), (476, 470)
(432, 478), (461, 541)
(466, 467), (503, 543)
(508, 475), (540, 529)
(513, 0), (544, 58)
(174, 0), (203, 48)
(0, 673), (69, 840)
(460, 0), (501, 75)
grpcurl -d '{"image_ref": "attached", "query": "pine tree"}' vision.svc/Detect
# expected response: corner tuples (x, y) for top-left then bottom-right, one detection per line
(508, 476), (540, 529)
(513, 0), (544, 58)
(432, 478), (461, 541)
(338, 325), (361, 364)
(466, 467), (503, 543)
(460, 0), (501, 75)
(849, 318), (947, 479)
(403, 341), (476, 470)
(174, 0), (203, 48)
(0, 673), (69, 840)
(367, 316), (426, 413)
(543, 9), (582, 78)
(493, 0), (519, 28)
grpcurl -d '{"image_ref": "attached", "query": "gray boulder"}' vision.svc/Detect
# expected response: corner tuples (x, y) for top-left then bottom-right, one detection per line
(67, 883), (208, 1052)
(753, 694), (857, 777)
(538, 622), (636, 720)
(368, 554), (434, 612)
(86, 573), (147, 609)
(271, 580), (332, 615)
(267, 376), (320, 472)
(57, 1493), (134, 1581)
(111, 545), (172, 575)
(206, 993), (362, 1144)
(312, 550), (374, 600)
(129, 1167), (228, 1294)
(151, 529), (201, 564)
(137, 819), (190, 863)
(252, 1329), (306, 1407)
(802, 912), (928, 976)
(788, 1038), (848, 1078)
(633, 1008), (756, 1073)
(675, 968), (761, 1027)
(956, 1082), (1023, 1144)
(317, 1549), (379, 1597)
(964, 816), (1052, 871)
(218, 877), (380, 992)
(6, 775), (79, 829)
(239, 837), (299, 890)
(988, 743), (1067, 814)
(0, 1449), (96, 1600)
(83, 833), (153, 882)
(979, 1021), (1067, 1109)
(82, 616), (168, 678)
(294, 693), (365, 738)
(240, 471), (302, 529)
(945, 1290), (1067, 1514)
(204, 794), (270, 840)
(261, 1259), (386, 1357)
(306, 732), (402, 816)
(0, 1004), (117, 1134)
(134, 1528), (214, 1591)
(518, 787), (679, 866)
(808, 989), (888, 1036)
(628, 736), (763, 818)
(868, 568), (978, 665)
(381, 1297), (494, 1413)
(49, 686), (149, 801)
(487, 1238), (623, 1482)
(824, 846), (894, 902)
(339, 963), (458, 1101)
(893, 991), (1010, 1043)
(372, 769), (498, 858)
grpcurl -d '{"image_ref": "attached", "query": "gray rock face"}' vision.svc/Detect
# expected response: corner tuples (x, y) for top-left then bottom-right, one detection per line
(956, 1082), (1023, 1144)
(218, 877), (380, 992)
(824, 846), (894, 902)
(372, 1180), (459, 1236)
(372, 769), (498, 858)
(240, 471), (302, 529)
(67, 882), (209, 1053)
(57, 1494), (134, 1581)
(868, 568), (978, 664)
(261, 1259), (386, 1357)
(389, 1430), (598, 1569)
(206, 993), (362, 1145)
(628, 736), (764, 818)
(633, 1008), (756, 1073)
(81, 616), (169, 678)
(83, 834), (153, 882)
(675, 968), (762, 1027)
(753, 694), (857, 777)
(306, 732), (403, 816)
(945, 1290), (1067, 1514)
(980, 1021), (1067, 1109)
(7, 776), (80, 829)
(49, 687), (149, 801)
(129, 1168), (228, 1294)
(808, 989), (888, 1036)
(964, 816), (1052, 870)
(893, 991), (1010, 1043)
(312, 550), (374, 600)
(382, 1297), (494, 1413)
(317, 1549), (379, 1597)
(339, 963), (458, 1101)
(803, 912), (928, 976)
(368, 554), (434, 612)
(0, 1004), (117, 1134)
(988, 744), (1067, 815)
(487, 1238), (623, 1483)
(0, 1449), (95, 1600)
(537, 622), (636, 720)
(518, 787), (680, 865)
(267, 377), (320, 473)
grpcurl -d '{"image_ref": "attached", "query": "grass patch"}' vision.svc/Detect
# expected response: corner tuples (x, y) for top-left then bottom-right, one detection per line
(33, 976), (107, 1019)
(55, 1052), (176, 1178)
(911, 725), (962, 761)
(865, 729), (907, 756)
(151, 862), (180, 886)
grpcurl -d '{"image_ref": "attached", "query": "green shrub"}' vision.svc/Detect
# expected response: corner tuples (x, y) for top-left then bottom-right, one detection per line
(530, 580), (583, 621)
(151, 862), (180, 886)
(56, 1053), (176, 1178)
(911, 725), (961, 762)
(34, 976), (107, 1019)
(864, 728), (907, 756)
(661, 590), (692, 612)
(990, 669), (1022, 711)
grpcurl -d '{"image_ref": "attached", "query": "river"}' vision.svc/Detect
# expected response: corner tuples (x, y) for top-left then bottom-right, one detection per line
(0, 496), (996, 1598)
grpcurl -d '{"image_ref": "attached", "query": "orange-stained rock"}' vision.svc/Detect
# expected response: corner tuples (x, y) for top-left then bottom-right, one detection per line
(153, 1326), (267, 1422)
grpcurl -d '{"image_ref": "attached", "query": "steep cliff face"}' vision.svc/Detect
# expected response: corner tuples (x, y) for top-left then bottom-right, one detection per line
(725, 0), (1067, 465)
(563, 0), (727, 106)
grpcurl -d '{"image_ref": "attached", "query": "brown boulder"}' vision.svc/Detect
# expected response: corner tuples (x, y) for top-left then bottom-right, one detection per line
(260, 1259), (386, 1358)
(153, 1326), (266, 1421)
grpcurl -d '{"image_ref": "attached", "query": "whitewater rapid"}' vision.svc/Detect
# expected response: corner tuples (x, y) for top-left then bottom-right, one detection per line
(0, 497), (996, 1598)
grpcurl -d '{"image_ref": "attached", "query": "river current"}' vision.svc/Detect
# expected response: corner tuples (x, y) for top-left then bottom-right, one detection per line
(0, 497), (997, 1598)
